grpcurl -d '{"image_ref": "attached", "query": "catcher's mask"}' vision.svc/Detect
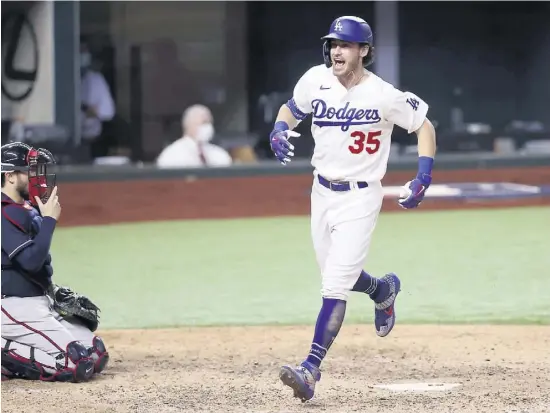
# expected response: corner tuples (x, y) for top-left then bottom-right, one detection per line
(1, 142), (57, 205)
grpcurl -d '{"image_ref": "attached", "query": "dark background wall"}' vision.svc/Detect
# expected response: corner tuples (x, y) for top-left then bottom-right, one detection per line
(74, 1), (550, 160)
(247, 1), (549, 130)
(3, 1), (548, 162)
(244, 1), (550, 157)
(398, 1), (550, 131)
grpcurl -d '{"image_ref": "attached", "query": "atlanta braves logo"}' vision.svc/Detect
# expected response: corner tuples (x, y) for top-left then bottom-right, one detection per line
(311, 99), (381, 131)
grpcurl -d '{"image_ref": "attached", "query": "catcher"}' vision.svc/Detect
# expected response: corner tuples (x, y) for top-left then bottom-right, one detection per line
(1, 142), (109, 382)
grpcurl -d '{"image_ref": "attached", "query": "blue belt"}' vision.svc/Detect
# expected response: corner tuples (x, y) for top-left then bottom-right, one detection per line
(317, 175), (369, 192)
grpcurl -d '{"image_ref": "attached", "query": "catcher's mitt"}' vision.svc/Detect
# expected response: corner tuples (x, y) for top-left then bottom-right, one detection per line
(48, 284), (101, 332)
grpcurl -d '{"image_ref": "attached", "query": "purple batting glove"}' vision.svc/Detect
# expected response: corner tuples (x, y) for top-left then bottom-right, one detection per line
(398, 156), (433, 209)
(398, 176), (431, 209)
(269, 122), (301, 165)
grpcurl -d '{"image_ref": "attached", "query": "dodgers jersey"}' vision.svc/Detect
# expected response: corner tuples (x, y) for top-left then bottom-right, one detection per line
(287, 64), (429, 182)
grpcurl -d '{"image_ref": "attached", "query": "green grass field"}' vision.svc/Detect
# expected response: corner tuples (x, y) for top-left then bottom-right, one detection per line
(51, 206), (550, 329)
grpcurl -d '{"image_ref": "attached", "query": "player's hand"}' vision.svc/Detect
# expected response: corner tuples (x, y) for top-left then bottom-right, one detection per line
(35, 186), (62, 221)
(270, 130), (300, 165)
(398, 175), (431, 209)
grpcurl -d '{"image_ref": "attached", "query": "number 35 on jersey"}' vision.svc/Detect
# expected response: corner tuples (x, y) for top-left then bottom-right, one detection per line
(348, 130), (381, 155)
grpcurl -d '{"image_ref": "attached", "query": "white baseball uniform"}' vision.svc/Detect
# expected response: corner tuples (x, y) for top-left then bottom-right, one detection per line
(287, 64), (429, 300)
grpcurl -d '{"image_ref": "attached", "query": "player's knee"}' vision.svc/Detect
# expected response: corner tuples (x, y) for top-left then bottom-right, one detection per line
(322, 267), (362, 301)
(89, 336), (109, 374)
(64, 341), (95, 382)
(62, 341), (94, 383)
(321, 286), (349, 301)
(47, 341), (95, 383)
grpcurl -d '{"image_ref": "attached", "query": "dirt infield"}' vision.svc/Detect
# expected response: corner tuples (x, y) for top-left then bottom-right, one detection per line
(2, 325), (549, 413)
(58, 166), (550, 226)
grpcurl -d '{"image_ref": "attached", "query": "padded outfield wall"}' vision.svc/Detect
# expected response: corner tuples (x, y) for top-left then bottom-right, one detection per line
(55, 154), (550, 227)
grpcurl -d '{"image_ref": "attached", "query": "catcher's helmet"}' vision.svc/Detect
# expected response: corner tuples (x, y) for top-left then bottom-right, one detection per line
(1, 142), (57, 205)
(321, 16), (374, 68)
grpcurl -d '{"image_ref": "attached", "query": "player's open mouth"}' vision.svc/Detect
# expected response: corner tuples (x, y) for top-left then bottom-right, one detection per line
(333, 59), (345, 68)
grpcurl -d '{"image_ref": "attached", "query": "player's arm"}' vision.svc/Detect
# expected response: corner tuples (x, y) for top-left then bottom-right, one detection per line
(1, 206), (57, 273)
(385, 89), (436, 209)
(274, 103), (301, 131)
(270, 69), (315, 165)
(414, 118), (436, 186)
(415, 118), (436, 158)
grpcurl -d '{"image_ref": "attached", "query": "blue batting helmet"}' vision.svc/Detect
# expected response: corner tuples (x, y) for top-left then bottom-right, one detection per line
(321, 16), (375, 68)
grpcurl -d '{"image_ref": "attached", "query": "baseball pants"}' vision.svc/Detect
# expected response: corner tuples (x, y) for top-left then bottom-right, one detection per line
(1, 295), (105, 378)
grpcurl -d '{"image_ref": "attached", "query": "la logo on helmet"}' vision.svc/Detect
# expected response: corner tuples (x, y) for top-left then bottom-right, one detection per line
(334, 20), (343, 32)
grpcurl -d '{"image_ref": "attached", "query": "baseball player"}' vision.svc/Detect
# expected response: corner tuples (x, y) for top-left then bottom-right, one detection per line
(269, 16), (436, 401)
(1, 142), (109, 382)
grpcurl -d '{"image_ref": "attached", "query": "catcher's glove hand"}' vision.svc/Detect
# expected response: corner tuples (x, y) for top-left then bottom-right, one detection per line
(48, 284), (101, 332)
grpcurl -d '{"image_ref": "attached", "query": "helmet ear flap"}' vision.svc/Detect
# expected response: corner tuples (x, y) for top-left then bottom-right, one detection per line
(323, 40), (332, 68)
(363, 45), (375, 68)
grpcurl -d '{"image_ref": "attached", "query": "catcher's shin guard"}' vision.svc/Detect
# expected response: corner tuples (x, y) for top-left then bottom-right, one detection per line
(1, 339), (94, 382)
(2, 365), (14, 381)
(89, 336), (109, 373)
(2, 338), (48, 380)
(61, 341), (95, 382)
(2, 348), (44, 380)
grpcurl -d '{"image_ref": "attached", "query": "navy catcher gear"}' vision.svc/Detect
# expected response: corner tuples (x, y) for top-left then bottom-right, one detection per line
(2, 192), (56, 296)
(90, 336), (109, 373)
(64, 341), (95, 382)
(321, 16), (374, 68)
(1, 339), (94, 382)
(1, 142), (57, 206)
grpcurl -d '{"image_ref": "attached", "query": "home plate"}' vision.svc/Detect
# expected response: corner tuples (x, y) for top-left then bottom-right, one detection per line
(374, 382), (461, 392)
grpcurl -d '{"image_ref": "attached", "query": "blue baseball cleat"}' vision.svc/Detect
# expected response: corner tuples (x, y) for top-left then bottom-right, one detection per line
(374, 273), (401, 337)
(279, 361), (321, 402)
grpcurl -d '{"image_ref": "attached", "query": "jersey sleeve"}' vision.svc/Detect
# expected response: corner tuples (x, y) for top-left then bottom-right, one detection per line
(1, 205), (57, 273)
(285, 67), (317, 121)
(385, 88), (429, 134)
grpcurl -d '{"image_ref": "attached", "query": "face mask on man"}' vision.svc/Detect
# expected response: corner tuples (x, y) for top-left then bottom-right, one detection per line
(80, 52), (92, 72)
(196, 123), (215, 143)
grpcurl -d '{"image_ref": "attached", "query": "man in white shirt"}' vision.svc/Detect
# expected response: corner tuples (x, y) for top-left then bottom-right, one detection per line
(80, 41), (115, 145)
(156, 104), (232, 168)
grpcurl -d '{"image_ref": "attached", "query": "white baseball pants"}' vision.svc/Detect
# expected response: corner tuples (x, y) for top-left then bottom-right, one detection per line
(310, 176), (384, 301)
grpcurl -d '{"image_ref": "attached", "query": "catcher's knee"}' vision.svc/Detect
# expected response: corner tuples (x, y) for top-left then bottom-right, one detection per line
(89, 336), (109, 374)
(56, 341), (95, 382)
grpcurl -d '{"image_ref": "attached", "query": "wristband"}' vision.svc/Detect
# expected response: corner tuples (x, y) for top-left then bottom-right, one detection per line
(416, 156), (433, 186)
(417, 156), (433, 176)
